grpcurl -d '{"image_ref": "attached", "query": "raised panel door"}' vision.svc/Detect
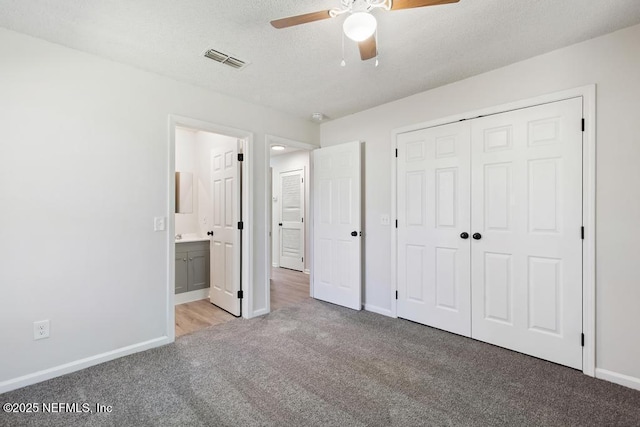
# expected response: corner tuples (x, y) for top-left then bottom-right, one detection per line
(312, 141), (361, 310)
(470, 97), (583, 369)
(209, 138), (241, 316)
(396, 122), (472, 336)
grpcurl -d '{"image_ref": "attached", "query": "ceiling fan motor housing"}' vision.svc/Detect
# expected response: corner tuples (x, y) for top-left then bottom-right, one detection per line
(342, 0), (390, 13)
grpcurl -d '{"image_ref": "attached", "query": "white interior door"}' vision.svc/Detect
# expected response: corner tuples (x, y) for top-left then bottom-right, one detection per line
(470, 98), (583, 369)
(279, 169), (304, 271)
(313, 141), (361, 310)
(209, 139), (241, 316)
(396, 122), (472, 336)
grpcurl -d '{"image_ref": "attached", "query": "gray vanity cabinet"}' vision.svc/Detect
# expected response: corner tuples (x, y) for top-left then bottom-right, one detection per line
(187, 250), (209, 290)
(175, 251), (189, 293)
(175, 241), (210, 294)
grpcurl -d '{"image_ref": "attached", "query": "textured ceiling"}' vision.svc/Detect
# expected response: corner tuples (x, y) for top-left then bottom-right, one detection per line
(1, 0), (640, 121)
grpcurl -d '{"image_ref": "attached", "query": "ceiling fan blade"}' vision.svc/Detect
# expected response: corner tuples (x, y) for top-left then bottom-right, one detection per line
(270, 10), (333, 29)
(390, 0), (459, 10)
(358, 35), (377, 61)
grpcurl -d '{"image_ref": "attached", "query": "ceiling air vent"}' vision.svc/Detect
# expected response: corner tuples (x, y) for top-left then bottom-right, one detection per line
(204, 49), (248, 70)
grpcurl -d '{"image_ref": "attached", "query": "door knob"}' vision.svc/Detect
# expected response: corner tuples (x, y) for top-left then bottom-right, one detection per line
(207, 231), (214, 236)
(351, 231), (358, 237)
(460, 232), (469, 239)
(472, 233), (482, 240)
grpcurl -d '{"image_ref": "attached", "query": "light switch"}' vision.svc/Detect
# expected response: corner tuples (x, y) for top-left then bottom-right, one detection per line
(380, 214), (390, 226)
(154, 217), (166, 231)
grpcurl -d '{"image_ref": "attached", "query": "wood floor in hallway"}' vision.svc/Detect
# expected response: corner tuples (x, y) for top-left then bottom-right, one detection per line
(175, 267), (310, 338)
(269, 266), (311, 311)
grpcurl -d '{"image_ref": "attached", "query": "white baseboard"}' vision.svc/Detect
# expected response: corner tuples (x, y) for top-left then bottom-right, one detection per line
(304, 269), (310, 275)
(595, 368), (640, 391)
(272, 263), (278, 268)
(0, 336), (171, 394)
(364, 304), (393, 317)
(251, 308), (269, 318)
(174, 288), (209, 305)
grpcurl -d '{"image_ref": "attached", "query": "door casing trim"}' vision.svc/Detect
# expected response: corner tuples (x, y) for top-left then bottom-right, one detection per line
(168, 115), (254, 327)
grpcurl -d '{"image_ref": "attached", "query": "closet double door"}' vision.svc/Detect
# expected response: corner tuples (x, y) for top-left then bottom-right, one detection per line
(397, 98), (583, 369)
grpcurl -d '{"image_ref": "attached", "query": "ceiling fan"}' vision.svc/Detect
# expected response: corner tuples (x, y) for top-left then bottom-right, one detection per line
(271, 0), (460, 62)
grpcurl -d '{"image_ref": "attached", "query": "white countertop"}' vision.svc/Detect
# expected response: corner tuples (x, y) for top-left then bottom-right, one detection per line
(175, 236), (209, 243)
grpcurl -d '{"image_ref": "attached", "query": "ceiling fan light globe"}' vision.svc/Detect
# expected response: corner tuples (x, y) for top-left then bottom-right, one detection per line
(343, 12), (377, 42)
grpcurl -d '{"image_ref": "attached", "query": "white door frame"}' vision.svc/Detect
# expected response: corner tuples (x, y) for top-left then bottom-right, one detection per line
(390, 85), (596, 376)
(168, 115), (254, 335)
(262, 135), (318, 316)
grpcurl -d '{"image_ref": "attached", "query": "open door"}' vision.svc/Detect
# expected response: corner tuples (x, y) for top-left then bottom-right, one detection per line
(209, 138), (241, 316)
(312, 141), (362, 310)
(279, 168), (305, 271)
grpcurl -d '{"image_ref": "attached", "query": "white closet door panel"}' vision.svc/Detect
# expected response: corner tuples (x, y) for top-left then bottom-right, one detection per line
(471, 98), (583, 369)
(397, 122), (471, 336)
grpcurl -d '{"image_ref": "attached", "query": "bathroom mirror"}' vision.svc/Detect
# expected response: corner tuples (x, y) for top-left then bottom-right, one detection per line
(175, 171), (193, 214)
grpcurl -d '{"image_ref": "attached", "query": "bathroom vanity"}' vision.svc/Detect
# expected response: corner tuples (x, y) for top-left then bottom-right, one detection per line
(175, 239), (210, 294)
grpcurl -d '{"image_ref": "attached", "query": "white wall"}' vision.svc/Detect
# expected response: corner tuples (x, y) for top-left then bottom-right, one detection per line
(0, 27), (318, 391)
(175, 127), (198, 235)
(321, 23), (640, 384)
(270, 150), (310, 272)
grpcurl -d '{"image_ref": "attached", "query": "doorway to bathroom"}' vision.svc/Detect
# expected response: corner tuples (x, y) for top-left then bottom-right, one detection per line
(169, 116), (253, 339)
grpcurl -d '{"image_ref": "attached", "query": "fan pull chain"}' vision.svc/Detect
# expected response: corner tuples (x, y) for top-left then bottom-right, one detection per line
(341, 31), (346, 67)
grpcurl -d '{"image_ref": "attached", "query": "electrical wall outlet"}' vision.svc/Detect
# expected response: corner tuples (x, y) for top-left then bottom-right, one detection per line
(33, 320), (50, 340)
(380, 214), (390, 226)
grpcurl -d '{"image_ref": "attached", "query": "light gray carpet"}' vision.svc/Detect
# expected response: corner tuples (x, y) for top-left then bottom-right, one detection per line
(2, 299), (640, 426)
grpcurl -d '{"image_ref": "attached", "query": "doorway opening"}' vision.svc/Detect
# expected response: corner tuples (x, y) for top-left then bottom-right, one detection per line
(168, 116), (253, 339)
(263, 137), (365, 315)
(266, 136), (317, 313)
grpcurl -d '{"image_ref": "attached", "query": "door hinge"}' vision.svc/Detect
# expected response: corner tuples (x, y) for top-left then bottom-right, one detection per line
(301, 257), (304, 262)
(395, 148), (398, 158)
(581, 226), (585, 239)
(237, 153), (244, 162)
(581, 333), (585, 347)
(301, 217), (304, 223)
(301, 177), (303, 183)
(238, 221), (244, 230)
(395, 290), (398, 300)
(237, 290), (243, 299)
(395, 219), (398, 228)
(581, 118), (585, 132)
